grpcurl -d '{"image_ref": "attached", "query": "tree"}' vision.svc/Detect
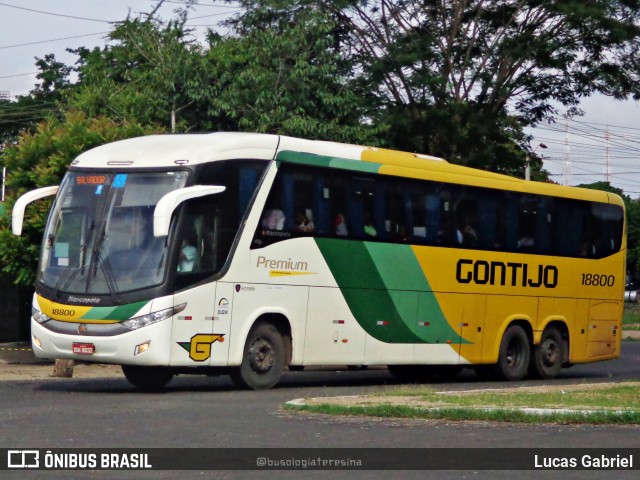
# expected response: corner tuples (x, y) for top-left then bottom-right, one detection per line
(0, 111), (158, 285)
(321, 0), (640, 174)
(212, 1), (378, 144)
(0, 54), (71, 153)
(70, 14), (212, 132)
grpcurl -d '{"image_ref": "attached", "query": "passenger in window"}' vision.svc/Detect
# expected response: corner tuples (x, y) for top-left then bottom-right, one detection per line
(364, 212), (377, 237)
(178, 231), (198, 273)
(335, 214), (348, 236)
(579, 242), (590, 257)
(457, 224), (478, 247)
(518, 234), (535, 251)
(261, 209), (285, 231)
(395, 225), (410, 243)
(294, 209), (315, 233)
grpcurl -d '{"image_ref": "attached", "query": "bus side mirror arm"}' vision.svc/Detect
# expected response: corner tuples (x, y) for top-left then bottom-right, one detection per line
(153, 185), (226, 237)
(12, 186), (60, 235)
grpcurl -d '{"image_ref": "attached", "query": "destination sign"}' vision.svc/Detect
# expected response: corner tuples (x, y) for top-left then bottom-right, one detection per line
(76, 175), (108, 185)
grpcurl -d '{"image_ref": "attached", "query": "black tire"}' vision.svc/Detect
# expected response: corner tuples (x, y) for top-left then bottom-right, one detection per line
(529, 327), (564, 379)
(495, 325), (530, 381)
(121, 365), (174, 391)
(230, 321), (285, 390)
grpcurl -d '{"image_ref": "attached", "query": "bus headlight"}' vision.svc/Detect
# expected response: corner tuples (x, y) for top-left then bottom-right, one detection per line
(121, 304), (186, 331)
(32, 306), (51, 324)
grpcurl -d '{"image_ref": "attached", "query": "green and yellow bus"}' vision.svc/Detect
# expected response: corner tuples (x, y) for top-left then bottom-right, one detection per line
(12, 133), (625, 389)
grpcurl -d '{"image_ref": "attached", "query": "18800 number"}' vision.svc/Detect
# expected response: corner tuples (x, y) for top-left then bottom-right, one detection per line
(581, 274), (615, 286)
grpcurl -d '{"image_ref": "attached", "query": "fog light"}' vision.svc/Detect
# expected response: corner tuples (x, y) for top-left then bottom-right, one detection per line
(32, 335), (42, 349)
(134, 341), (151, 356)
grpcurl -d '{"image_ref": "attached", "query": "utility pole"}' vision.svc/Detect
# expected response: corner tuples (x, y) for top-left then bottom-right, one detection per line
(604, 126), (611, 183)
(562, 119), (572, 185)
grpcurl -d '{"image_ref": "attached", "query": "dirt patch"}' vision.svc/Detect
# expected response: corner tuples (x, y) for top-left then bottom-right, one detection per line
(0, 363), (124, 381)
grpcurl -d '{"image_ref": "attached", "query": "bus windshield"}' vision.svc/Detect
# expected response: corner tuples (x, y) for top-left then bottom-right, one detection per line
(39, 171), (188, 295)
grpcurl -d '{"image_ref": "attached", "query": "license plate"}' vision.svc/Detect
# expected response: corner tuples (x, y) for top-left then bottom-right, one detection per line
(72, 343), (95, 355)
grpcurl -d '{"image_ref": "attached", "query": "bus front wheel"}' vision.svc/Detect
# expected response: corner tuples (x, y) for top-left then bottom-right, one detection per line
(230, 321), (285, 390)
(529, 327), (564, 379)
(495, 325), (530, 381)
(122, 365), (174, 391)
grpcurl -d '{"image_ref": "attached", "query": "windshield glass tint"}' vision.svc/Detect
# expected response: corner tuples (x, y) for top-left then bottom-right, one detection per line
(39, 171), (188, 294)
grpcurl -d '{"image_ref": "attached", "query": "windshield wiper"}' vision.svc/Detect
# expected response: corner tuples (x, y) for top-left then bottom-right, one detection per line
(94, 250), (120, 304)
(87, 228), (120, 304)
(52, 265), (80, 301)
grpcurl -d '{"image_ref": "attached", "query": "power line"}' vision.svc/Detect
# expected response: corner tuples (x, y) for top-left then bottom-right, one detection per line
(0, 1), (115, 23)
(0, 32), (109, 50)
(0, 72), (38, 79)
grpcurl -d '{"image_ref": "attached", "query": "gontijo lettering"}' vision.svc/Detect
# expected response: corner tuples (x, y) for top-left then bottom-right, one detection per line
(456, 259), (558, 288)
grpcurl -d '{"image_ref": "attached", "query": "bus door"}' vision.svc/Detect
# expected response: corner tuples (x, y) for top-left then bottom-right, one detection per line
(171, 283), (230, 367)
(169, 202), (232, 367)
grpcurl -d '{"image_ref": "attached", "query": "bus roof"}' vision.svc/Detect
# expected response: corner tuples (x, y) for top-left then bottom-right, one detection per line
(70, 132), (622, 206)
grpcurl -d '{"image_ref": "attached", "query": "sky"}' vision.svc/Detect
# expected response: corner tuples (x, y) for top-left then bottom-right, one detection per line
(2, 1), (640, 197)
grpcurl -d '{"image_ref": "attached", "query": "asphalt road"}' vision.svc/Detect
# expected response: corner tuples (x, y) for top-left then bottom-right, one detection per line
(1, 343), (639, 480)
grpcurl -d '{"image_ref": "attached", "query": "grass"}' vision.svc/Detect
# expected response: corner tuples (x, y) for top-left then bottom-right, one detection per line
(285, 382), (640, 425)
(622, 308), (640, 330)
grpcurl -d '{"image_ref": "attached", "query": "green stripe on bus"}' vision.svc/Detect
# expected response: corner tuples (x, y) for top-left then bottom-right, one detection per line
(276, 151), (381, 174)
(79, 301), (148, 321)
(315, 238), (467, 344)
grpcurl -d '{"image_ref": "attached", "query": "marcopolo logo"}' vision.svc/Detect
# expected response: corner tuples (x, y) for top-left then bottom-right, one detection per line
(456, 259), (558, 288)
(67, 296), (101, 304)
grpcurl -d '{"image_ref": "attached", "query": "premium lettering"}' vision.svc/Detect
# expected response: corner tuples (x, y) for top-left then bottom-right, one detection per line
(456, 259), (558, 288)
(257, 256), (308, 272)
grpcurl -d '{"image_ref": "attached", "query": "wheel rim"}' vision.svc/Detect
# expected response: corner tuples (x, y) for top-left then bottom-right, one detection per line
(540, 338), (560, 367)
(506, 338), (524, 370)
(248, 338), (274, 374)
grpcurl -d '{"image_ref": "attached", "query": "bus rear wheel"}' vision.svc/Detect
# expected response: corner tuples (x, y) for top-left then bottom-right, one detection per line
(122, 365), (174, 391)
(495, 325), (530, 381)
(230, 321), (285, 390)
(529, 327), (564, 379)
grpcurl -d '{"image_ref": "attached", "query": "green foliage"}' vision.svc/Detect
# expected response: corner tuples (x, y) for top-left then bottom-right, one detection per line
(69, 15), (211, 132)
(0, 53), (70, 151)
(0, 111), (158, 285)
(211, 1), (378, 144)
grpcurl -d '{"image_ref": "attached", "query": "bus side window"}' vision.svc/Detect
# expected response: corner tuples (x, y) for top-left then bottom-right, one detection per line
(587, 203), (624, 258)
(476, 195), (498, 250)
(517, 196), (537, 252)
(556, 199), (585, 257)
(261, 209), (286, 231)
(312, 175), (329, 235)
